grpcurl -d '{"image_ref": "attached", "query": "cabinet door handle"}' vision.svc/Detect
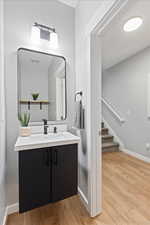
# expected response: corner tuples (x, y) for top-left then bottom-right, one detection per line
(46, 150), (50, 167)
(54, 150), (58, 165)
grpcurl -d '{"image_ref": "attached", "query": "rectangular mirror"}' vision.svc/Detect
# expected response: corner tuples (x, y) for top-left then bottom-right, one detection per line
(17, 48), (67, 123)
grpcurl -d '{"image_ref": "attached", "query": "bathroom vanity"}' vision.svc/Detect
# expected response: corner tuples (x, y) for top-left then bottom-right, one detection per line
(15, 132), (80, 213)
(16, 48), (80, 213)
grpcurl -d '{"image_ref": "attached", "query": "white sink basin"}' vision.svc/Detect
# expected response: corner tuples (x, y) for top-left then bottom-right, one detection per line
(29, 133), (65, 140)
(15, 132), (80, 151)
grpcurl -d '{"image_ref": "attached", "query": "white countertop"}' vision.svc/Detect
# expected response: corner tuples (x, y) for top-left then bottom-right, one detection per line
(15, 132), (80, 151)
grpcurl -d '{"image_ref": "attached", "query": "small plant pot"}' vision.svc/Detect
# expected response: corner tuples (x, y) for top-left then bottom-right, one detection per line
(20, 127), (31, 137)
(32, 93), (39, 101)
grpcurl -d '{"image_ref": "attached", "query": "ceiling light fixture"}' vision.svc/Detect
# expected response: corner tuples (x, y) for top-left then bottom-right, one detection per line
(31, 22), (58, 49)
(123, 17), (143, 32)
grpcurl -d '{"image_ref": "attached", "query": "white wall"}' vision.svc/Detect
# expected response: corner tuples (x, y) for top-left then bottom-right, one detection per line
(4, 0), (75, 205)
(20, 57), (49, 122)
(0, 0), (6, 224)
(75, 0), (116, 207)
(48, 63), (57, 121)
(102, 47), (150, 158)
(48, 59), (65, 120)
(48, 57), (65, 121)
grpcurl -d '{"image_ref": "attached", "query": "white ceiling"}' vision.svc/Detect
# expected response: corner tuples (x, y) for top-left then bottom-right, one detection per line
(57, 0), (79, 8)
(102, 1), (150, 70)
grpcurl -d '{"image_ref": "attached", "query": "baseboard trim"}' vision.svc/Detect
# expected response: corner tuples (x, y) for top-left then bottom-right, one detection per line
(121, 148), (150, 163)
(6, 203), (19, 216)
(2, 208), (7, 225)
(78, 187), (88, 211)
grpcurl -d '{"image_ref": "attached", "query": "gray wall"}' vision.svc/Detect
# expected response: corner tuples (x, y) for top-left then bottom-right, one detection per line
(102, 47), (150, 158)
(4, 0), (75, 205)
(0, 0), (6, 224)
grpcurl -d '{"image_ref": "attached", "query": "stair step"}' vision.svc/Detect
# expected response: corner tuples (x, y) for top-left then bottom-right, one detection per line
(101, 128), (108, 135)
(102, 135), (113, 143)
(102, 142), (119, 152)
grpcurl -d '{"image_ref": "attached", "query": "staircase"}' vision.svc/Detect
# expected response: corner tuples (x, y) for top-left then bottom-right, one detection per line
(101, 122), (120, 152)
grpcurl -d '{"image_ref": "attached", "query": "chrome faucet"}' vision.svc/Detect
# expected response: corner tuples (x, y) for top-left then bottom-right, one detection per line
(43, 119), (49, 135)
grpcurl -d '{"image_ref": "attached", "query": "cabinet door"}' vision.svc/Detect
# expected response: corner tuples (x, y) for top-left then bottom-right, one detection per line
(19, 148), (51, 213)
(51, 144), (78, 202)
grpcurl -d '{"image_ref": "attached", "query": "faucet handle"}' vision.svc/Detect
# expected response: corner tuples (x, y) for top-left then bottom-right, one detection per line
(54, 126), (57, 133)
(42, 119), (48, 125)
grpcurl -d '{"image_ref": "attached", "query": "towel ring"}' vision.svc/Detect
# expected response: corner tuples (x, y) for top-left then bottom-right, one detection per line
(75, 91), (83, 102)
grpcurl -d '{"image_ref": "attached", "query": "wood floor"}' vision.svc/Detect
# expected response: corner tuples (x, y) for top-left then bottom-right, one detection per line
(7, 152), (150, 225)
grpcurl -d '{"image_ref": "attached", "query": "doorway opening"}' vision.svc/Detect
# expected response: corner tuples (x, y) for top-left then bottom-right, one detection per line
(92, 0), (150, 222)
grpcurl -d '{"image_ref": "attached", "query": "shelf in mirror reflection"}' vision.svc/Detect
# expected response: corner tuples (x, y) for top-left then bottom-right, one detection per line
(19, 100), (50, 110)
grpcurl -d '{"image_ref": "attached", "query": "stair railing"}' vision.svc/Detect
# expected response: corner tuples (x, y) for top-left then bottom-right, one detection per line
(101, 98), (125, 124)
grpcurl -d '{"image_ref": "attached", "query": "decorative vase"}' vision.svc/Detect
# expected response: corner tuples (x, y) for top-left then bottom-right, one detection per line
(20, 127), (31, 137)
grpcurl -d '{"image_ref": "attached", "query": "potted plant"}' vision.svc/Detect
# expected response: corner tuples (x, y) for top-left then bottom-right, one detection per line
(31, 93), (39, 101)
(18, 112), (31, 137)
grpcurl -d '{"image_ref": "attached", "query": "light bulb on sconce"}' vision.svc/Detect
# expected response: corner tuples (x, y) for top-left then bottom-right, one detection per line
(31, 22), (59, 49)
(31, 24), (40, 44)
(50, 32), (58, 49)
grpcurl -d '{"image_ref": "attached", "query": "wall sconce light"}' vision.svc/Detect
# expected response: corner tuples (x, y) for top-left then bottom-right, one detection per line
(31, 24), (40, 43)
(31, 22), (58, 49)
(50, 32), (59, 49)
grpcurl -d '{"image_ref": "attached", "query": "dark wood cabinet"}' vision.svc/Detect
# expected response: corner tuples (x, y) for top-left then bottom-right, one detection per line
(51, 145), (78, 202)
(19, 144), (78, 213)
